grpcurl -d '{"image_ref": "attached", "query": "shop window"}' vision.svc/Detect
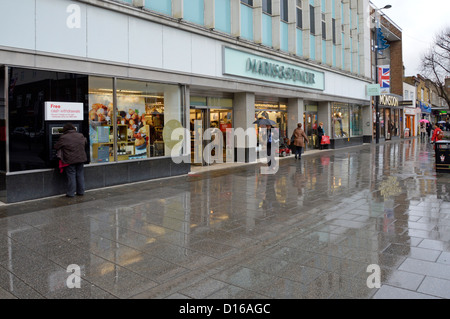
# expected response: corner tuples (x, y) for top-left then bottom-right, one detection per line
(8, 67), (88, 172)
(350, 105), (362, 137)
(88, 77), (114, 163)
(331, 103), (349, 138)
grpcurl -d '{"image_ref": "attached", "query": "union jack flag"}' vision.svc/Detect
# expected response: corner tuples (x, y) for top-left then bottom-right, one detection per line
(378, 66), (390, 89)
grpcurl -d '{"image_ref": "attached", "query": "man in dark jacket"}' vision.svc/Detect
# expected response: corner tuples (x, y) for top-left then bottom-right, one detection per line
(54, 123), (87, 197)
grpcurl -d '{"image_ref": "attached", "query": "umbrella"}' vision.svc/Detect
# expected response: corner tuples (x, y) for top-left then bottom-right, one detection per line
(419, 119), (429, 123)
(253, 118), (277, 126)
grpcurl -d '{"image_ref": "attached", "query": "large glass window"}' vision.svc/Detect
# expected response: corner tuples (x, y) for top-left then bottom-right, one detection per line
(331, 103), (349, 138)
(116, 79), (181, 160)
(310, 5), (315, 34)
(89, 78), (182, 163)
(8, 67), (88, 172)
(351, 105), (362, 136)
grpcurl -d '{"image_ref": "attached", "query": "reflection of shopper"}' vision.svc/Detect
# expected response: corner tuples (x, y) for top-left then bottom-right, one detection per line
(55, 123), (87, 197)
(317, 122), (324, 150)
(420, 123), (426, 140)
(292, 123), (308, 160)
(426, 122), (432, 140)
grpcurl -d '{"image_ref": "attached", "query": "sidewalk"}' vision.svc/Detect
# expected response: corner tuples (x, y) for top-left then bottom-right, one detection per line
(1, 138), (450, 299)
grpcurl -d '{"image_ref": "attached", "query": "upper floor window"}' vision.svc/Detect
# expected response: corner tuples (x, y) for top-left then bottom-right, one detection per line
(405, 90), (409, 99)
(310, 5), (315, 34)
(332, 18), (336, 44)
(296, 0), (302, 28)
(241, 0), (253, 6)
(321, 12), (326, 39)
(280, 0), (288, 22)
(263, 0), (272, 15)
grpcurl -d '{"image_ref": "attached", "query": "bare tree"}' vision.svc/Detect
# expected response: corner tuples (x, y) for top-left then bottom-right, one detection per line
(421, 27), (450, 109)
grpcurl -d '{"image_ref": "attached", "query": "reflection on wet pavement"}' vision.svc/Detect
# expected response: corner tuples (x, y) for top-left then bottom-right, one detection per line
(0, 139), (450, 299)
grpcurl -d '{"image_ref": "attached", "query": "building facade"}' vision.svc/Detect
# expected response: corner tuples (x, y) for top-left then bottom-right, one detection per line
(1, 0), (388, 203)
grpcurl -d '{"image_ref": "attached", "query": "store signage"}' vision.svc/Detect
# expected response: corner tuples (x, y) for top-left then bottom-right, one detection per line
(223, 47), (325, 90)
(366, 84), (381, 96)
(379, 95), (398, 107)
(45, 102), (84, 121)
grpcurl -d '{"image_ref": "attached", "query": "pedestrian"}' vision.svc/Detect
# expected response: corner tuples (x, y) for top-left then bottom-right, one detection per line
(54, 123), (87, 197)
(317, 122), (324, 150)
(426, 122), (432, 140)
(431, 123), (444, 150)
(292, 123), (308, 160)
(419, 122), (426, 141)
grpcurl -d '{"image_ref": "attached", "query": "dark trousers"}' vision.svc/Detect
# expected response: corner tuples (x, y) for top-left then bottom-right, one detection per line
(65, 163), (85, 197)
(294, 146), (303, 159)
(267, 142), (272, 166)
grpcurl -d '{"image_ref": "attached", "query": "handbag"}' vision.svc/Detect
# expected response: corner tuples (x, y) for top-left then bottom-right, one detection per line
(321, 135), (330, 145)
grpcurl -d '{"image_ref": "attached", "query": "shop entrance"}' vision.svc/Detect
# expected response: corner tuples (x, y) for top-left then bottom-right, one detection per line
(304, 112), (318, 149)
(190, 107), (232, 166)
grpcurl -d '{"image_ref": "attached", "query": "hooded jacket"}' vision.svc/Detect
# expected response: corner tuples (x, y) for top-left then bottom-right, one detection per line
(54, 130), (87, 164)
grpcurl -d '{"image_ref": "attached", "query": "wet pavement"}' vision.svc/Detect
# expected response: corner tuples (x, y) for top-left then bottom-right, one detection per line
(0, 138), (449, 299)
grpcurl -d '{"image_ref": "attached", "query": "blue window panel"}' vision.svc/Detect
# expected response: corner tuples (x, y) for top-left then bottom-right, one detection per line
(296, 28), (303, 56)
(262, 13), (272, 47)
(322, 39), (326, 63)
(281, 21), (289, 52)
(310, 34), (315, 60)
(215, 0), (231, 34)
(240, 3), (253, 40)
(145, 0), (172, 16)
(310, 0), (314, 6)
(332, 44), (336, 67)
(341, 33), (345, 68)
(321, 0), (325, 11)
(350, 40), (353, 72)
(184, 0), (204, 26)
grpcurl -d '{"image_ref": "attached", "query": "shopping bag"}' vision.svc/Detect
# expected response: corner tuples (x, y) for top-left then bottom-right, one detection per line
(321, 135), (330, 145)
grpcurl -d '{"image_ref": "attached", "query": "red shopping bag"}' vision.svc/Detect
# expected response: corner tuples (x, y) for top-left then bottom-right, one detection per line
(321, 135), (330, 145)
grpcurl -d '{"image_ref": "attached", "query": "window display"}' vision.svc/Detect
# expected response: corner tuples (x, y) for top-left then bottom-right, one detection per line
(331, 103), (349, 138)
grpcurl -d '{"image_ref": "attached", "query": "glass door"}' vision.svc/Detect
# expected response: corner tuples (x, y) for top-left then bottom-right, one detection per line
(304, 112), (318, 149)
(190, 108), (208, 166)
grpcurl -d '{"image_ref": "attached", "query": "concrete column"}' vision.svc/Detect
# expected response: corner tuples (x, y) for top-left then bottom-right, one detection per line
(325, 0), (333, 66)
(358, 0), (371, 78)
(272, 0), (281, 50)
(318, 101), (331, 136)
(172, 0), (183, 19)
(231, 0), (241, 37)
(314, 0), (322, 63)
(342, 0), (351, 72)
(253, 0), (263, 44)
(205, 0), (215, 29)
(302, 0), (311, 59)
(234, 92), (256, 162)
(350, 0), (359, 73)
(287, 0), (297, 54)
(287, 98), (305, 138)
(335, 0), (342, 69)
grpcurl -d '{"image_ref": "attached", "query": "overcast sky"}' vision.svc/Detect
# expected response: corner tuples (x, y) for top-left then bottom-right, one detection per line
(370, 0), (450, 77)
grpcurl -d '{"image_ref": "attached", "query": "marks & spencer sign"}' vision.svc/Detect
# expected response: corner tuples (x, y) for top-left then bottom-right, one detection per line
(223, 47), (324, 90)
(45, 102), (84, 121)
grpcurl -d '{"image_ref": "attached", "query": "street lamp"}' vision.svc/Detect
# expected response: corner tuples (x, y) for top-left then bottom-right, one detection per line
(374, 4), (391, 144)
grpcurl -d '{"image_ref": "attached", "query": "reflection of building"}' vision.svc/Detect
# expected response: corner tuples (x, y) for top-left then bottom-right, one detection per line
(1, 0), (404, 202)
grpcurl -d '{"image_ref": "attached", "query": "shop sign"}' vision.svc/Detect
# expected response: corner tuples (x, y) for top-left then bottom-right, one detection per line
(366, 84), (381, 96)
(223, 47), (325, 91)
(379, 95), (398, 107)
(45, 102), (84, 121)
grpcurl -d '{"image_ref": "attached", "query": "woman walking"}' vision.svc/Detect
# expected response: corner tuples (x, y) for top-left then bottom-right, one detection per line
(292, 123), (308, 160)
(317, 122), (324, 149)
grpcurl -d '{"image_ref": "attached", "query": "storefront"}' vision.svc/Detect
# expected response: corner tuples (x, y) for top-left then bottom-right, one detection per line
(373, 95), (402, 141)
(330, 102), (364, 148)
(303, 103), (319, 149)
(1, 66), (188, 203)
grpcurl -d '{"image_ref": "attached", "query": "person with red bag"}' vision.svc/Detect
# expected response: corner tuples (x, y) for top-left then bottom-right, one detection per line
(431, 123), (444, 150)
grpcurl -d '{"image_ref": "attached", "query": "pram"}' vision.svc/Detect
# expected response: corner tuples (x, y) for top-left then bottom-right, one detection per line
(276, 137), (291, 157)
